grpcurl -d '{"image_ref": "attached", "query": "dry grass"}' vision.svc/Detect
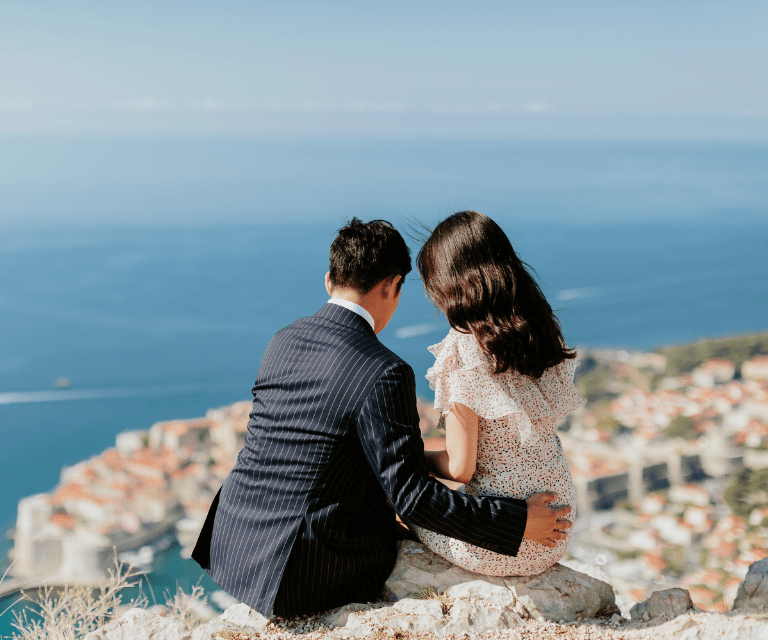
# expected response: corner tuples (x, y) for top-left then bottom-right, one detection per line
(3, 552), (216, 640)
(6, 553), (147, 640)
(417, 585), (451, 616)
(163, 582), (210, 627)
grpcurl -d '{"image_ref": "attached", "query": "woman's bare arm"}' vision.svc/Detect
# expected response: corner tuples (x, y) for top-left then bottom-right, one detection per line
(423, 402), (479, 484)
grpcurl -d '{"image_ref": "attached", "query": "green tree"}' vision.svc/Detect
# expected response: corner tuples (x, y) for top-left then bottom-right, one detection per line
(662, 545), (687, 575)
(724, 468), (768, 519)
(665, 415), (696, 440)
(575, 367), (614, 401)
(659, 333), (768, 376)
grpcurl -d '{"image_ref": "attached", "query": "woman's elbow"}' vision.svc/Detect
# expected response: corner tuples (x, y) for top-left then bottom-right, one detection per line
(449, 464), (475, 485)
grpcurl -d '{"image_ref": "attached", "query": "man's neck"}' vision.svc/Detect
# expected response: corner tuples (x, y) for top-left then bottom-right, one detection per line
(328, 297), (375, 332)
(325, 273), (400, 335)
(328, 289), (385, 333)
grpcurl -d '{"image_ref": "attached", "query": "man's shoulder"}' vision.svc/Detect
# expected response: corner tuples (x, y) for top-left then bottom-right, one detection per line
(270, 309), (409, 371)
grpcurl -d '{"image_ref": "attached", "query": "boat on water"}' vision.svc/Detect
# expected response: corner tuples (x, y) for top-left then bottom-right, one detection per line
(54, 377), (72, 389)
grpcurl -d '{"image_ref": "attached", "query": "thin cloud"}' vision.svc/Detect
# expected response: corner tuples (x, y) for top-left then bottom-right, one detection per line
(113, 98), (158, 110)
(524, 101), (554, 114)
(22, 98), (556, 116)
(426, 101), (555, 115)
(343, 101), (408, 113)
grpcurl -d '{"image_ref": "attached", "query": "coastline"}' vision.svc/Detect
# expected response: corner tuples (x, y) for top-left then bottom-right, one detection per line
(4, 334), (768, 614)
(2, 396), (443, 600)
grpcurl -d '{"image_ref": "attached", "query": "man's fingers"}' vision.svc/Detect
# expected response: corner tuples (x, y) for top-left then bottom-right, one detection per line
(529, 491), (558, 505)
(524, 492), (574, 547)
(531, 538), (553, 548)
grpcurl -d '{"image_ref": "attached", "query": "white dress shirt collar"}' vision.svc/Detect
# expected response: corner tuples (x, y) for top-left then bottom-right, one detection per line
(328, 298), (375, 332)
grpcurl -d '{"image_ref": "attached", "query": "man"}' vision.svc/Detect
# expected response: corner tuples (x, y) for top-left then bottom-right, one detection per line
(192, 218), (571, 616)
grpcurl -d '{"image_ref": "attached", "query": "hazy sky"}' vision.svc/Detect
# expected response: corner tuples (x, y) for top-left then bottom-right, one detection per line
(2, 0), (766, 138)
(2, 1), (767, 224)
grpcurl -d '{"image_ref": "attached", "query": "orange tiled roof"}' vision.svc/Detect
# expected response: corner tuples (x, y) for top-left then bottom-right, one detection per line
(698, 569), (725, 585)
(629, 589), (647, 603)
(713, 541), (738, 559)
(52, 483), (106, 505)
(157, 418), (219, 437)
(50, 512), (76, 530)
(129, 446), (179, 470)
(642, 552), (668, 571)
(738, 548), (767, 564)
(100, 449), (127, 471)
(570, 454), (627, 478)
(701, 359), (734, 371)
(688, 586), (717, 608)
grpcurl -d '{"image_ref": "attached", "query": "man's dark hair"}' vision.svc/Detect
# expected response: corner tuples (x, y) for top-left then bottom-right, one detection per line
(329, 218), (411, 294)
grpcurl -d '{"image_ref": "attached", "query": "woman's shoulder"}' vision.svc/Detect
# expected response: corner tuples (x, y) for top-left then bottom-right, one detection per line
(537, 356), (581, 388)
(428, 328), (490, 370)
(513, 356), (586, 420)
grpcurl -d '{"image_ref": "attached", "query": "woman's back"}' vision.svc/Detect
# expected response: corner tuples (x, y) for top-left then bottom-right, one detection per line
(414, 210), (581, 575)
(413, 329), (584, 576)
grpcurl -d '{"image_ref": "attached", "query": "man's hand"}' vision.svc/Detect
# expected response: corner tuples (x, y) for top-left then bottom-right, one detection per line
(523, 492), (572, 548)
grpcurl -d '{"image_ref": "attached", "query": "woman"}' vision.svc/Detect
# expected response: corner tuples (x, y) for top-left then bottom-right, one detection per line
(413, 211), (585, 576)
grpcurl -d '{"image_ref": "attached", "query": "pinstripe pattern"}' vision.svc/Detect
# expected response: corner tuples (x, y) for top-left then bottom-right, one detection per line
(192, 304), (527, 616)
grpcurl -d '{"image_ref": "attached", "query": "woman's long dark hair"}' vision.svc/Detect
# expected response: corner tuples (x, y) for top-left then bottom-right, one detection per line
(417, 211), (575, 379)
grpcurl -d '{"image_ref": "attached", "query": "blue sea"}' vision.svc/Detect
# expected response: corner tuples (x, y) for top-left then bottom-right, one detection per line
(1, 138), (767, 630)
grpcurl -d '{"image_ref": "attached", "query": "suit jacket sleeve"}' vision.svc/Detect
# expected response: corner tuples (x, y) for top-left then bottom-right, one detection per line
(357, 360), (527, 556)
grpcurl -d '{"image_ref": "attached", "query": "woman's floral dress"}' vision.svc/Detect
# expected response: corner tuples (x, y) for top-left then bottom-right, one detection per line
(413, 329), (585, 576)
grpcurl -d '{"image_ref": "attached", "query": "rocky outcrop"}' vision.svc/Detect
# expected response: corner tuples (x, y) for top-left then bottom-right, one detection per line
(82, 545), (768, 640)
(385, 540), (617, 623)
(733, 556), (768, 612)
(83, 608), (188, 640)
(630, 588), (694, 621)
(84, 603), (272, 640)
(322, 596), (524, 636)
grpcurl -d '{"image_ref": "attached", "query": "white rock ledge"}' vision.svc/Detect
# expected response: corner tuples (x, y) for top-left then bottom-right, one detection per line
(82, 542), (768, 640)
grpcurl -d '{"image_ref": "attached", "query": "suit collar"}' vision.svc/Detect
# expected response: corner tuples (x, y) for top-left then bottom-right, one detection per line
(327, 298), (375, 331)
(314, 303), (377, 337)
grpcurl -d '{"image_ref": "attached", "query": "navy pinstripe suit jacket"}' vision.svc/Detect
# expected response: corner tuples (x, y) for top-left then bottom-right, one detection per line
(192, 304), (527, 616)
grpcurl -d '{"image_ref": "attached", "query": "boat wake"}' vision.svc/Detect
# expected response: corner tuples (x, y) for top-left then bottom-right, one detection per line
(0, 382), (233, 406)
(556, 287), (602, 301)
(394, 323), (441, 339)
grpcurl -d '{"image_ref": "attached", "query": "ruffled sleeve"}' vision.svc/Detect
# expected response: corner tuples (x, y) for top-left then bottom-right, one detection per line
(426, 330), (585, 444)
(534, 358), (586, 424)
(426, 330), (527, 420)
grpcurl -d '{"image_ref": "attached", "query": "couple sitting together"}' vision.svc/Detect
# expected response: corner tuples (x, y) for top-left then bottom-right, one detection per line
(193, 211), (585, 617)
